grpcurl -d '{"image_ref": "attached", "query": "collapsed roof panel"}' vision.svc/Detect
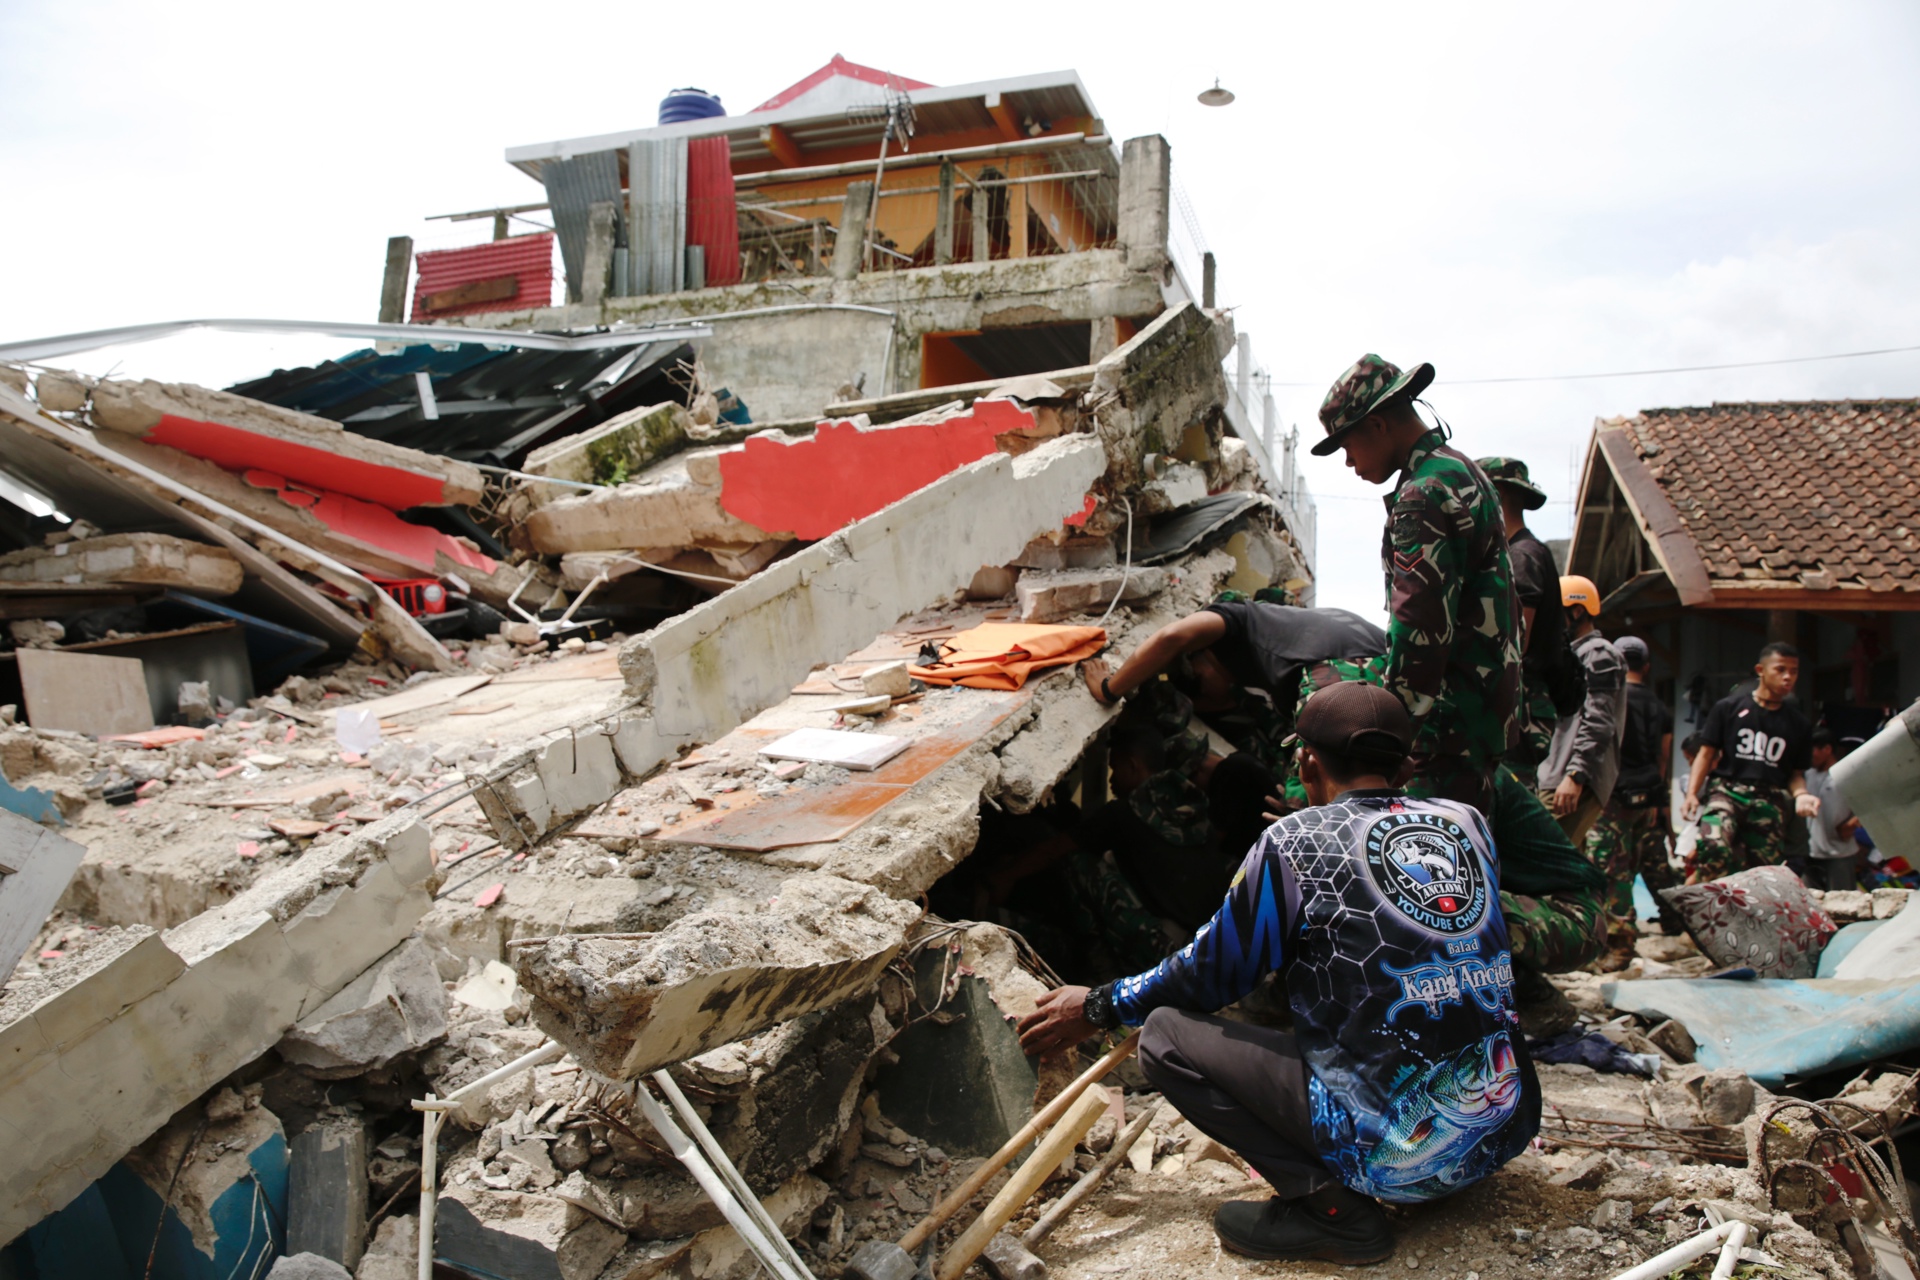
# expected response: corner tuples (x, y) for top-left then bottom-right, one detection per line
(229, 340), (693, 464)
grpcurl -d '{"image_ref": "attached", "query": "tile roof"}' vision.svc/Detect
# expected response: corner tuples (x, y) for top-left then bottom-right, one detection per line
(1606, 399), (1920, 594)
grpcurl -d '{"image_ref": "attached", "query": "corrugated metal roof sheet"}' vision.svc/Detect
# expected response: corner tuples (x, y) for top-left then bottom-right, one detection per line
(227, 339), (692, 465)
(411, 234), (555, 320)
(541, 153), (623, 301)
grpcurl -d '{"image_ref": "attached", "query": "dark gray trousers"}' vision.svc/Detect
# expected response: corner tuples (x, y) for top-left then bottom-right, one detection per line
(1137, 1006), (1332, 1198)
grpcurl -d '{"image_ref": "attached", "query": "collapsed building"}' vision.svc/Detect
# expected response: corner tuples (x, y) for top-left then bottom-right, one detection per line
(0, 55), (1912, 1280)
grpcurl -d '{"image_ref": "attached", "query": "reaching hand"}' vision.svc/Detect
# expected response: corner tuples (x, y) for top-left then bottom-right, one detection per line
(1551, 775), (1584, 817)
(1681, 793), (1702, 823)
(1262, 789), (1289, 823)
(1794, 792), (1821, 819)
(1083, 659), (1115, 705)
(1017, 985), (1097, 1058)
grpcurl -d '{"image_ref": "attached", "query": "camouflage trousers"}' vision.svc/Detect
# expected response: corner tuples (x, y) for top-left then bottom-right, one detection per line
(1586, 801), (1681, 942)
(1690, 780), (1791, 882)
(1501, 884), (1608, 975)
(1064, 850), (1180, 977)
(1504, 688), (1556, 773)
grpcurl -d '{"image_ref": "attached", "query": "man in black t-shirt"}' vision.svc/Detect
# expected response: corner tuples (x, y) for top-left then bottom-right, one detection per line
(1682, 641), (1820, 880)
(1084, 600), (1387, 774)
(1584, 636), (1681, 943)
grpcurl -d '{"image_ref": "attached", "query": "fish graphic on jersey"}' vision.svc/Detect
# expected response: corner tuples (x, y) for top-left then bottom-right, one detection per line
(1312, 1033), (1523, 1202)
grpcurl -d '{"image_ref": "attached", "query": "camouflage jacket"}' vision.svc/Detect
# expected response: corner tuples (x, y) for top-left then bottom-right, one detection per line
(1376, 431), (1522, 772)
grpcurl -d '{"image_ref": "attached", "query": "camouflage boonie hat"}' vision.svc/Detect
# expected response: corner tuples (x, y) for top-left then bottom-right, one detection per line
(1313, 354), (1435, 456)
(1477, 456), (1548, 510)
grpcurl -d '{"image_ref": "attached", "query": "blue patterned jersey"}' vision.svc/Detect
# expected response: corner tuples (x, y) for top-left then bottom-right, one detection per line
(1109, 789), (1540, 1203)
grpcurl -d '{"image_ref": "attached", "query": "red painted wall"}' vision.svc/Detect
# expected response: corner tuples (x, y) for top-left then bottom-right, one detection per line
(715, 399), (1039, 539)
(240, 469), (496, 577)
(145, 414), (453, 510)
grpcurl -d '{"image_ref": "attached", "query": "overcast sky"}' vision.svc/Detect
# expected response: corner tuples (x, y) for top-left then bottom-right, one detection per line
(3, 2), (1917, 622)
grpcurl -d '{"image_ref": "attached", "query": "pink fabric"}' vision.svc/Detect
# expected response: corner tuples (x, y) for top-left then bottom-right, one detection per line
(1663, 864), (1836, 979)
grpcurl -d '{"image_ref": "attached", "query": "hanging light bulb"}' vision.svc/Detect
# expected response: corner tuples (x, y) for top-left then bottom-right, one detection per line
(1198, 78), (1235, 107)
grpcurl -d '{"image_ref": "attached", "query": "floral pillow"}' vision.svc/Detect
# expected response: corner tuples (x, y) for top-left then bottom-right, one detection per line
(1660, 865), (1837, 979)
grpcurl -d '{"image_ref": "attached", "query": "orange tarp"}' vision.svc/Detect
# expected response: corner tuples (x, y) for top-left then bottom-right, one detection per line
(909, 622), (1106, 691)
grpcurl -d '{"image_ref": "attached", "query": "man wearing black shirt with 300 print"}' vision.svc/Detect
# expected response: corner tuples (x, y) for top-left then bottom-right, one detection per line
(1682, 642), (1820, 881)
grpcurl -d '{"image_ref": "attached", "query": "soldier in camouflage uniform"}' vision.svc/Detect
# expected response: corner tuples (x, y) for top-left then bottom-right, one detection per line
(1311, 355), (1521, 813)
(1309, 356), (1604, 1025)
(1682, 642), (1820, 880)
(1477, 457), (1564, 771)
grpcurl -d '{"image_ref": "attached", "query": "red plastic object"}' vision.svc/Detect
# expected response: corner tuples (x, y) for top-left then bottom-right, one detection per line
(411, 233), (556, 320)
(375, 578), (449, 616)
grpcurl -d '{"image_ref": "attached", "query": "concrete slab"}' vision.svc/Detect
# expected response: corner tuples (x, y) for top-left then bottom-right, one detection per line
(513, 873), (918, 1079)
(86, 376), (485, 508)
(0, 533), (243, 596)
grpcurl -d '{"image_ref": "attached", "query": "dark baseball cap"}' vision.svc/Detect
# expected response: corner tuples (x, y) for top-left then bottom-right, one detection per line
(1288, 681), (1412, 766)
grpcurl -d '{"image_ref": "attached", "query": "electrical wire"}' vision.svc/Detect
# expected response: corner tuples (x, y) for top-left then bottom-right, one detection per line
(1095, 496), (1134, 629)
(1268, 342), (1920, 387)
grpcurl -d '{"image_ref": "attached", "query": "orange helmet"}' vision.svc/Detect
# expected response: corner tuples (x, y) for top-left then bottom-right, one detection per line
(1560, 575), (1601, 616)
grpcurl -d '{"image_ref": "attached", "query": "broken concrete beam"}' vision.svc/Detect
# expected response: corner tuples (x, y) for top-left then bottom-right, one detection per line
(0, 531), (244, 595)
(33, 371), (90, 413)
(287, 1121), (369, 1271)
(527, 397), (1067, 555)
(88, 433), (512, 596)
(524, 445), (779, 555)
(0, 385), (456, 671)
(1015, 565), (1168, 623)
(0, 815), (436, 1246)
(1083, 302), (1233, 535)
(611, 434), (1107, 781)
(514, 874), (918, 1079)
(523, 402), (692, 491)
(277, 936), (449, 1076)
(85, 376), (486, 507)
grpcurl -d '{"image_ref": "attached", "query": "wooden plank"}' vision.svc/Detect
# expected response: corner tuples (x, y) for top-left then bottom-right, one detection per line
(424, 275), (518, 313)
(16, 650), (152, 735)
(344, 674), (493, 722)
(0, 809), (87, 977)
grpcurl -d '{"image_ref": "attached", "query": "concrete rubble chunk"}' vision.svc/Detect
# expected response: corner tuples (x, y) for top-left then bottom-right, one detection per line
(1015, 565), (1169, 623)
(353, 1214), (417, 1280)
(278, 936), (449, 1075)
(514, 874), (919, 1079)
(523, 402), (693, 490)
(436, 1170), (626, 1280)
(0, 816), (437, 1247)
(0, 531), (244, 595)
(86, 375), (486, 506)
(269, 1254), (353, 1280)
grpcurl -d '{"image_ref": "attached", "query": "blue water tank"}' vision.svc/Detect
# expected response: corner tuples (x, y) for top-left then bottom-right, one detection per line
(659, 88), (726, 125)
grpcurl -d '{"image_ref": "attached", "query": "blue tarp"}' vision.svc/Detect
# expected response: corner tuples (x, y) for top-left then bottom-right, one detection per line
(1602, 974), (1920, 1086)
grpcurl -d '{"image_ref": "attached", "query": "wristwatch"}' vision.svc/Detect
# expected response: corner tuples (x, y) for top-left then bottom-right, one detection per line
(1082, 982), (1121, 1030)
(1101, 676), (1121, 705)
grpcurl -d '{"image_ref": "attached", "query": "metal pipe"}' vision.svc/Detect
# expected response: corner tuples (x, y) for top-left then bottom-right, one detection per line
(0, 318), (713, 363)
(412, 1041), (563, 1280)
(470, 462), (604, 491)
(633, 1083), (813, 1280)
(654, 1070), (813, 1278)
